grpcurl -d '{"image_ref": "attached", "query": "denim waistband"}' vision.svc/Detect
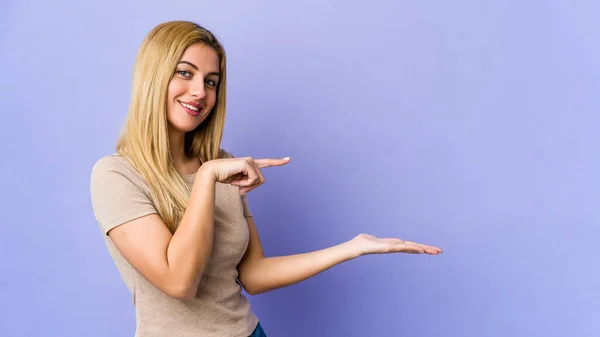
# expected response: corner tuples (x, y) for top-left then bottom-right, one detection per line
(249, 322), (267, 337)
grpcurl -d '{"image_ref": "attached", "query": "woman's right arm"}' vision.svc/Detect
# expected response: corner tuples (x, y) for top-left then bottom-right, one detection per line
(107, 166), (217, 300)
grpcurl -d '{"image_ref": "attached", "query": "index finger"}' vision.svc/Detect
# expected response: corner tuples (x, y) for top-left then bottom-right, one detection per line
(254, 157), (291, 169)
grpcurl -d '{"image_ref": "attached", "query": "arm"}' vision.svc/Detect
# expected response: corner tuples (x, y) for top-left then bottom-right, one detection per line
(237, 217), (443, 295)
(106, 167), (217, 300)
(237, 217), (359, 295)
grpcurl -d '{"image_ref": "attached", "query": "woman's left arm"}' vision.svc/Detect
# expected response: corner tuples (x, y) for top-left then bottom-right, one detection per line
(236, 217), (442, 295)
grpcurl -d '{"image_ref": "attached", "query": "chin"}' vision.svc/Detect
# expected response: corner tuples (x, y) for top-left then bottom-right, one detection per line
(170, 123), (200, 134)
(172, 117), (211, 133)
(168, 115), (205, 132)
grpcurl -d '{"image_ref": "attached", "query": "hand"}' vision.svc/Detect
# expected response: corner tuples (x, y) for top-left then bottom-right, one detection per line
(349, 233), (442, 256)
(203, 156), (291, 194)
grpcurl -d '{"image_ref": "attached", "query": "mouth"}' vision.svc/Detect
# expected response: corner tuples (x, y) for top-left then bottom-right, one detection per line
(178, 100), (203, 116)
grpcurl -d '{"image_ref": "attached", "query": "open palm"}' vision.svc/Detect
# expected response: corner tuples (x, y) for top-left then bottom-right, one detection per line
(351, 233), (442, 256)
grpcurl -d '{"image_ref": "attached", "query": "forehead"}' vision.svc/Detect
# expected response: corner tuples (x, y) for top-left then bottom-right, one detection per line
(179, 43), (220, 71)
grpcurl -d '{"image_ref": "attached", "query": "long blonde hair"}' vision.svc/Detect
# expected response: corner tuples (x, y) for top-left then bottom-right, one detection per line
(116, 20), (228, 232)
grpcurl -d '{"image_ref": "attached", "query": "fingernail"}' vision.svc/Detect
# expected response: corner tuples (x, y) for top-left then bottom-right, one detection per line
(283, 157), (290, 160)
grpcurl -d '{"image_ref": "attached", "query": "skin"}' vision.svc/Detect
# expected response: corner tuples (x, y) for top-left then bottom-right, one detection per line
(166, 42), (220, 174)
(107, 42), (443, 301)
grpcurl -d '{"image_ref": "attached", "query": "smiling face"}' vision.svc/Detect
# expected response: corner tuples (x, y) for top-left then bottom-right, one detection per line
(166, 42), (221, 135)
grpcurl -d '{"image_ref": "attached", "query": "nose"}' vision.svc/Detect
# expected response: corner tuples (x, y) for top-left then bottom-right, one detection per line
(189, 83), (206, 99)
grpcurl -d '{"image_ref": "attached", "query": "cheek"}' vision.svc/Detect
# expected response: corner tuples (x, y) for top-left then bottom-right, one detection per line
(207, 90), (218, 107)
(167, 80), (186, 102)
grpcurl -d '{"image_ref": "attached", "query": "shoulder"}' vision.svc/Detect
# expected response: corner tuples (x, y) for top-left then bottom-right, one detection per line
(90, 153), (146, 187)
(92, 153), (128, 172)
(91, 153), (139, 176)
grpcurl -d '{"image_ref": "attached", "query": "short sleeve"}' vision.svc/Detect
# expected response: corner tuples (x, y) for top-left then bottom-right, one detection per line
(90, 156), (157, 235)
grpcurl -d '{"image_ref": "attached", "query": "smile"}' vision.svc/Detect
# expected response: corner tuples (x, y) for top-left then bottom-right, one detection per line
(180, 101), (199, 111)
(179, 101), (201, 116)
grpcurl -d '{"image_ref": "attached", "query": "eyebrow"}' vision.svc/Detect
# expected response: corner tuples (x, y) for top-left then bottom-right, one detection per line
(178, 61), (220, 77)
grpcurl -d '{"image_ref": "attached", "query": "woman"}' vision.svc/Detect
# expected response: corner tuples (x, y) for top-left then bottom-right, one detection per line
(90, 20), (442, 337)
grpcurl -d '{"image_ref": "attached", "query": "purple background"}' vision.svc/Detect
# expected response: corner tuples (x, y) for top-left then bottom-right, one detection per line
(1, 1), (599, 336)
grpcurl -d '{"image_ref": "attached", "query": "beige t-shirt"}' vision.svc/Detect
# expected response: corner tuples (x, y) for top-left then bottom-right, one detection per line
(89, 153), (259, 337)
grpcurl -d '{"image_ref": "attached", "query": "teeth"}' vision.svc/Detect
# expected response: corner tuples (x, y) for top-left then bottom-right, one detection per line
(181, 102), (199, 111)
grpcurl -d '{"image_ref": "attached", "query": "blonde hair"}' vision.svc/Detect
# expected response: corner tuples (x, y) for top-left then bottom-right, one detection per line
(116, 20), (227, 232)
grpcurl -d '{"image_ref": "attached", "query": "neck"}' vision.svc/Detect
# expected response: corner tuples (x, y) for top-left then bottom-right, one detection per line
(169, 129), (186, 162)
(168, 129), (199, 174)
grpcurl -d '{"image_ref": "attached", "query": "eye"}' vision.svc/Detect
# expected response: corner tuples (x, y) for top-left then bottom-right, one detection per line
(205, 78), (218, 87)
(177, 70), (192, 78)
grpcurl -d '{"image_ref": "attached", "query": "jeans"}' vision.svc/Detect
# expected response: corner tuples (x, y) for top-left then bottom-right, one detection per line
(249, 322), (267, 337)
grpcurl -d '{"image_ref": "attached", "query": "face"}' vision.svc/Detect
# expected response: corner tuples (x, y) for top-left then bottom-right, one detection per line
(166, 43), (220, 134)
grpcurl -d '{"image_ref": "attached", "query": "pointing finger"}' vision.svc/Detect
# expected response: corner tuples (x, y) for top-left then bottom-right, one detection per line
(254, 157), (291, 169)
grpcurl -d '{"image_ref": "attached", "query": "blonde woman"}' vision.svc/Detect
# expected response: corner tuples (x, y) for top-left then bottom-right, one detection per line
(90, 20), (442, 337)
